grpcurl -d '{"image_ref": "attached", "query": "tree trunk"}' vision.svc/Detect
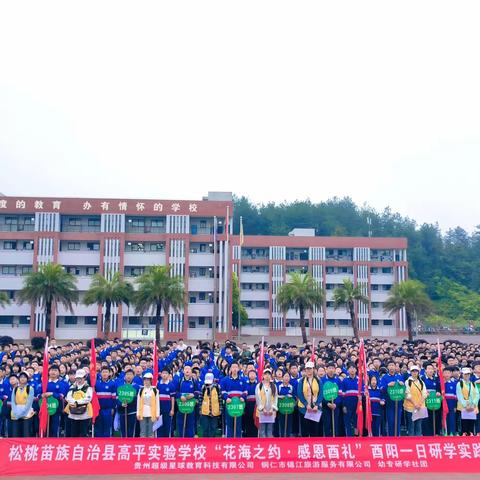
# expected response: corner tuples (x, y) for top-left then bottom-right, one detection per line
(45, 301), (52, 339)
(155, 302), (162, 346)
(349, 301), (359, 340)
(104, 299), (111, 339)
(299, 307), (308, 345)
(406, 311), (413, 342)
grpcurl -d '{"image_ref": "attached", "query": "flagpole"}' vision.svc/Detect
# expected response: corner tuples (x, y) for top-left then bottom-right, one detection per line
(237, 216), (243, 341)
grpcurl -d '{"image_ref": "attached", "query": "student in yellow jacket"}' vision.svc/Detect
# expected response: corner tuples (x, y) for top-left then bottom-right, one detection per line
(456, 367), (479, 435)
(199, 373), (221, 437)
(136, 372), (160, 438)
(404, 365), (428, 436)
(10, 372), (35, 437)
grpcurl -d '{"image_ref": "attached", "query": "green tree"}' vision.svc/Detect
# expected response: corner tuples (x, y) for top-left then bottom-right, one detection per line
(18, 263), (79, 339)
(134, 265), (185, 345)
(0, 291), (10, 308)
(232, 272), (248, 328)
(83, 272), (134, 338)
(333, 278), (369, 340)
(276, 272), (324, 344)
(383, 279), (433, 342)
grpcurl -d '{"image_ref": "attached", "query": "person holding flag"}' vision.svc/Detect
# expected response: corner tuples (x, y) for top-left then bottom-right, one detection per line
(38, 338), (50, 438)
(437, 341), (451, 435)
(321, 361), (342, 436)
(89, 339), (100, 433)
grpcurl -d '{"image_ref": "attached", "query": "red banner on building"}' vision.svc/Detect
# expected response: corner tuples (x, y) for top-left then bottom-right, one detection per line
(1, 437), (479, 476)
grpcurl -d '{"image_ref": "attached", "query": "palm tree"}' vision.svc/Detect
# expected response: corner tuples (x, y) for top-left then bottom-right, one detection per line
(276, 272), (324, 344)
(384, 279), (433, 342)
(0, 291), (10, 308)
(84, 272), (134, 338)
(333, 278), (369, 340)
(134, 265), (185, 345)
(18, 263), (78, 339)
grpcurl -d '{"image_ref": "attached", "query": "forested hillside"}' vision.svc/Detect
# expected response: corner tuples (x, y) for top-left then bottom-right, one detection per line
(233, 196), (480, 326)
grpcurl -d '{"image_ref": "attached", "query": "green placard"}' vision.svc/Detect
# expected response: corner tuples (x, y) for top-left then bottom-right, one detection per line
(177, 398), (196, 414)
(39, 396), (59, 416)
(425, 392), (442, 411)
(278, 396), (295, 414)
(0, 399), (3, 409)
(226, 396), (245, 417)
(323, 381), (339, 401)
(388, 381), (406, 401)
(117, 384), (136, 404)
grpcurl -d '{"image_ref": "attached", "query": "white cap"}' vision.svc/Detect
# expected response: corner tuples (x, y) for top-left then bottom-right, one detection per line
(410, 365), (420, 372)
(204, 373), (214, 385)
(75, 370), (86, 379)
(461, 367), (472, 375)
(143, 372), (153, 379)
(305, 361), (315, 369)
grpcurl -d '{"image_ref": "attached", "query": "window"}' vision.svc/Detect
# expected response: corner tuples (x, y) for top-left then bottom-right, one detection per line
(384, 319), (393, 326)
(326, 267), (335, 274)
(372, 319), (380, 326)
(67, 267), (81, 276)
(64, 316), (78, 325)
(21, 266), (32, 275)
(326, 284), (334, 290)
(382, 267), (392, 274)
(189, 296), (196, 303)
(198, 317), (206, 326)
(200, 244), (206, 253)
(371, 302), (381, 308)
(19, 316), (30, 325)
(326, 301), (335, 308)
(151, 219), (164, 227)
(4, 241), (16, 250)
(128, 317), (140, 326)
(88, 218), (100, 227)
(69, 218), (81, 226)
(85, 317), (97, 325)
(68, 242), (80, 251)
(87, 242), (100, 251)
(151, 243), (164, 251)
(327, 319), (335, 326)
(370, 267), (378, 274)
(1, 266), (15, 275)
(189, 321), (195, 328)
(5, 217), (17, 225)
(86, 267), (98, 276)
(132, 219), (145, 227)
(382, 285), (392, 291)
(339, 319), (350, 326)
(371, 284), (379, 291)
(0, 316), (13, 325)
(199, 292), (206, 301)
(23, 241), (34, 250)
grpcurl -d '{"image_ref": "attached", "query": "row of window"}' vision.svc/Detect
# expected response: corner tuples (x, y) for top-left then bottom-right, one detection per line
(0, 240), (34, 251)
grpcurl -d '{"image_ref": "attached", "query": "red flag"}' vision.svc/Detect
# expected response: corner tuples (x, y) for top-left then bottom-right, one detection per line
(90, 339), (100, 423)
(310, 338), (316, 363)
(437, 340), (448, 431)
(357, 339), (372, 436)
(153, 340), (158, 385)
(258, 337), (265, 381)
(39, 338), (49, 437)
(356, 339), (364, 435)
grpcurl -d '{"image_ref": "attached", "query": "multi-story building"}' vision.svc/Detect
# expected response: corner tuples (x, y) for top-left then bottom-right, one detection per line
(0, 193), (408, 341)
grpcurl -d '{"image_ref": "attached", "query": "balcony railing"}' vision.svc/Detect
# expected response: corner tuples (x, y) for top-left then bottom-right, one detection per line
(0, 224), (35, 232)
(61, 225), (101, 233)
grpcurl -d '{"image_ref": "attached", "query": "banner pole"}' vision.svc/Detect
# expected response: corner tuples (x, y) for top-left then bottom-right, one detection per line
(183, 413), (187, 437)
(332, 409), (335, 437)
(433, 411), (436, 437)
(284, 414), (288, 437)
(125, 406), (128, 438)
(394, 401), (398, 437)
(234, 416), (237, 438)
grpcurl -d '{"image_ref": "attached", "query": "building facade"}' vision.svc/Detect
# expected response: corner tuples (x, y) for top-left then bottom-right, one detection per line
(0, 193), (408, 341)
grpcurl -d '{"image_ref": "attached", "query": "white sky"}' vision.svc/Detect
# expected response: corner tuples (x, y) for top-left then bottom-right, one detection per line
(0, 1), (479, 233)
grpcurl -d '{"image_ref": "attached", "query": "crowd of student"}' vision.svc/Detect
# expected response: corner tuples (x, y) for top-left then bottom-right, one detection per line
(1, 336), (479, 438)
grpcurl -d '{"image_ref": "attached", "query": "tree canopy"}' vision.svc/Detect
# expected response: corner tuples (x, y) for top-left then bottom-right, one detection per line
(233, 195), (479, 325)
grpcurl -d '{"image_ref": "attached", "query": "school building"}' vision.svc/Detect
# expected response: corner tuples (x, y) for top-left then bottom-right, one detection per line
(0, 192), (408, 341)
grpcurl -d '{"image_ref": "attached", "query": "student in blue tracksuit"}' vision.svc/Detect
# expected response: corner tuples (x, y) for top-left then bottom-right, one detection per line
(341, 363), (359, 437)
(367, 375), (385, 437)
(277, 371), (295, 437)
(220, 361), (246, 438)
(421, 363), (441, 435)
(244, 369), (258, 437)
(0, 367), (10, 437)
(443, 367), (458, 435)
(43, 365), (69, 437)
(95, 367), (116, 437)
(174, 365), (198, 438)
(157, 367), (175, 437)
(116, 369), (139, 438)
(380, 360), (404, 436)
(321, 362), (343, 437)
